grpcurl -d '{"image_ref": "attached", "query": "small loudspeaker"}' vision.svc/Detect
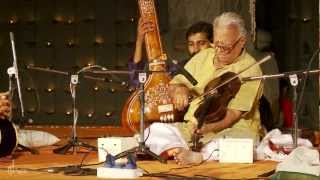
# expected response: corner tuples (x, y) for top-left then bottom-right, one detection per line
(97, 137), (138, 163)
(219, 138), (254, 163)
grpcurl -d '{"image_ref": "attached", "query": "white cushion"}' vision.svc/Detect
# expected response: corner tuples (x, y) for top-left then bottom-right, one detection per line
(18, 129), (60, 148)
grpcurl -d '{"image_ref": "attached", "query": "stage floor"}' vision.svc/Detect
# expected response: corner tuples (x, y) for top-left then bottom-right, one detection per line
(0, 138), (278, 180)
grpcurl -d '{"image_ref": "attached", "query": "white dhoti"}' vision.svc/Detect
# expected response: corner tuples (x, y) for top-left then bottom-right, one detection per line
(144, 123), (220, 160)
(144, 123), (189, 155)
(144, 123), (258, 161)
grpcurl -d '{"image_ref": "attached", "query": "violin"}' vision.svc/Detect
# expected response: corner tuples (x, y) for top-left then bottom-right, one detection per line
(191, 71), (241, 151)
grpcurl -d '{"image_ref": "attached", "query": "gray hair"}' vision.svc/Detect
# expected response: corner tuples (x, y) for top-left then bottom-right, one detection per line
(213, 12), (247, 37)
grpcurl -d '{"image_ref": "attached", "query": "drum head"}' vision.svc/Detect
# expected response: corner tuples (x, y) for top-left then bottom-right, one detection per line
(0, 119), (17, 157)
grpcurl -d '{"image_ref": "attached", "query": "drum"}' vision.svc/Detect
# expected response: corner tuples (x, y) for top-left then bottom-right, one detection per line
(0, 119), (18, 157)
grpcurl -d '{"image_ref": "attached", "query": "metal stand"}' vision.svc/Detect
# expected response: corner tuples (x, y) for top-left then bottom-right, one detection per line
(26, 64), (110, 154)
(288, 74), (299, 147)
(6, 71), (39, 155)
(9, 32), (25, 126)
(53, 74), (97, 154)
(8, 32), (38, 155)
(114, 72), (166, 163)
(242, 69), (320, 148)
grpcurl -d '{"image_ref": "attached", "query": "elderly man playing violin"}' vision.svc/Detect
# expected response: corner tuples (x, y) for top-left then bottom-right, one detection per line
(144, 12), (263, 165)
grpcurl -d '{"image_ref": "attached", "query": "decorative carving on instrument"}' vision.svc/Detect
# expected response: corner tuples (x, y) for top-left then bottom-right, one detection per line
(145, 81), (169, 106)
(144, 80), (175, 122)
(122, 72), (185, 133)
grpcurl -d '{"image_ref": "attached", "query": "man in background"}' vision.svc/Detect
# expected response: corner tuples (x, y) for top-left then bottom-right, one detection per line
(247, 29), (280, 130)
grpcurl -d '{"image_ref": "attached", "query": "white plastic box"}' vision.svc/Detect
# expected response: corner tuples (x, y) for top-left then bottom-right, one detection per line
(97, 137), (138, 163)
(219, 138), (253, 163)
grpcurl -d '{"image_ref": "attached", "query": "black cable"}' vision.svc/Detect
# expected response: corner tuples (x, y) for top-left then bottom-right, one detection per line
(143, 121), (151, 143)
(79, 151), (90, 167)
(1, 149), (98, 175)
(73, 148), (104, 168)
(144, 172), (208, 179)
(78, 161), (104, 167)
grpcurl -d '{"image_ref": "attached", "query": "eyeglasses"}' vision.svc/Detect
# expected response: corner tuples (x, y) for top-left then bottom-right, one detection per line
(214, 37), (242, 54)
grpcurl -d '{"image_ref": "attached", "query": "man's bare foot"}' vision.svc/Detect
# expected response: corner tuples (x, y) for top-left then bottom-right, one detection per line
(174, 148), (203, 165)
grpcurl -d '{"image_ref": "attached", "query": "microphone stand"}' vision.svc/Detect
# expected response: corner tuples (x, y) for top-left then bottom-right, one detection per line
(27, 65), (110, 154)
(6, 67), (39, 155)
(9, 32), (25, 125)
(8, 32), (38, 154)
(114, 72), (166, 163)
(53, 73), (98, 154)
(242, 69), (320, 148)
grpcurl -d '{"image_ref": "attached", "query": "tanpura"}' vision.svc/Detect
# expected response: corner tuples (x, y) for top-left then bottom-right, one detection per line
(121, 0), (184, 133)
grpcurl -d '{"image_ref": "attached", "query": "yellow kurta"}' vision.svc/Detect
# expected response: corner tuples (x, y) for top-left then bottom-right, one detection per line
(170, 48), (263, 145)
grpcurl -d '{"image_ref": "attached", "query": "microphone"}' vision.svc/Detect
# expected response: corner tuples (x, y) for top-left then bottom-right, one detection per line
(170, 59), (198, 85)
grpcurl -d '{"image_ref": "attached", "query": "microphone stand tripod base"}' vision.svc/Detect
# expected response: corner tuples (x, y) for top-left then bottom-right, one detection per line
(53, 74), (98, 155)
(114, 72), (166, 163)
(53, 137), (97, 154)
